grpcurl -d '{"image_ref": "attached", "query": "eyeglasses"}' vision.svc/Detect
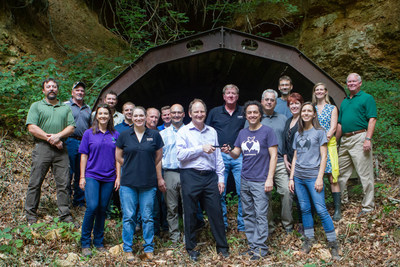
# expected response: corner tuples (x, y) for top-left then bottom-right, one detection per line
(171, 111), (184, 115)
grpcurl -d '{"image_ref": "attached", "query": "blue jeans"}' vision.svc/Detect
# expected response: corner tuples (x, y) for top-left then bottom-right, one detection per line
(294, 177), (335, 236)
(220, 153), (244, 231)
(120, 186), (156, 253)
(81, 177), (114, 248)
(65, 138), (85, 207)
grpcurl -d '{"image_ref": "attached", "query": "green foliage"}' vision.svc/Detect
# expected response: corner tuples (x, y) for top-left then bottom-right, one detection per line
(0, 48), (129, 136)
(113, 0), (192, 52)
(206, 0), (298, 29)
(362, 80), (400, 175)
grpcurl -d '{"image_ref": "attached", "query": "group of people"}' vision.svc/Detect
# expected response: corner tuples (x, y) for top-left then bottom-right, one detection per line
(24, 72), (377, 262)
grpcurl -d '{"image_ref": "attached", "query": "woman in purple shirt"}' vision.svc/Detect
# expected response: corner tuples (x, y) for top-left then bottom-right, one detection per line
(79, 104), (120, 257)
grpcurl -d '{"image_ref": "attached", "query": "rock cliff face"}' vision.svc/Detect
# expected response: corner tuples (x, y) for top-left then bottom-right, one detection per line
(0, 0), (127, 66)
(246, 0), (400, 82)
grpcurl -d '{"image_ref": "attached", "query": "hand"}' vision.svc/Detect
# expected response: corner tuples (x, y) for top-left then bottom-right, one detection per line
(114, 178), (120, 191)
(54, 141), (63, 150)
(314, 178), (323, 192)
(284, 160), (291, 173)
(79, 177), (86, 191)
(218, 182), (225, 194)
(289, 180), (295, 194)
(46, 134), (60, 145)
(264, 178), (273, 192)
(327, 134), (332, 142)
(202, 144), (216, 154)
(221, 144), (231, 154)
(363, 139), (372, 152)
(158, 178), (166, 193)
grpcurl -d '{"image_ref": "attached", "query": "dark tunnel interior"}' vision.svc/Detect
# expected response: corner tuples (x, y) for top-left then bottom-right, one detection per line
(115, 50), (320, 124)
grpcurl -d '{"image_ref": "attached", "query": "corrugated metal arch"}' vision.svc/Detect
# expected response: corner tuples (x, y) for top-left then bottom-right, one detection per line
(95, 27), (346, 111)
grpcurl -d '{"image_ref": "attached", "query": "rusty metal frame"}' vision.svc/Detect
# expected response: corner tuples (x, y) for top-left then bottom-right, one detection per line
(94, 27), (346, 108)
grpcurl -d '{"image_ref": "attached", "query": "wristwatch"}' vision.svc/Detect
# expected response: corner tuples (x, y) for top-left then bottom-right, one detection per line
(365, 137), (371, 141)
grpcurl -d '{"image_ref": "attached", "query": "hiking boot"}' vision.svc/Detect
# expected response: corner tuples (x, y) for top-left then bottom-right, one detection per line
(143, 252), (154, 261)
(301, 237), (315, 254)
(332, 192), (342, 221)
(328, 241), (340, 260)
(27, 217), (37, 226)
(82, 248), (92, 257)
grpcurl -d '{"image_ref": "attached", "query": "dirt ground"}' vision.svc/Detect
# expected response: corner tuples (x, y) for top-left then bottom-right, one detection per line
(0, 133), (399, 266)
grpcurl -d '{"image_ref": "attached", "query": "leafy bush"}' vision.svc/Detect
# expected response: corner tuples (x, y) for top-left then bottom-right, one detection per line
(362, 80), (400, 175)
(0, 50), (130, 136)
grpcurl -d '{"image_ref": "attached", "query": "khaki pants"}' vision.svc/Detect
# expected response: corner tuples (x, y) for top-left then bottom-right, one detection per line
(163, 170), (183, 242)
(25, 142), (71, 220)
(338, 132), (374, 212)
(268, 161), (293, 231)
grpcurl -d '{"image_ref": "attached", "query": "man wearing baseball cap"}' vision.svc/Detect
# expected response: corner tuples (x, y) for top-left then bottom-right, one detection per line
(65, 81), (92, 208)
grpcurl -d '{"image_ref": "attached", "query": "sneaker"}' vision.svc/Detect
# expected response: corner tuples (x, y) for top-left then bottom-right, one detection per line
(123, 251), (135, 262)
(82, 248), (92, 257)
(96, 247), (108, 253)
(328, 241), (341, 260)
(250, 254), (261, 260)
(357, 210), (371, 217)
(301, 238), (315, 254)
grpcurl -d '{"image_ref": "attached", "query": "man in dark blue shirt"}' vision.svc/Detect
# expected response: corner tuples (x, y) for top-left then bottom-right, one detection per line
(65, 81), (91, 208)
(115, 102), (135, 134)
(206, 84), (246, 232)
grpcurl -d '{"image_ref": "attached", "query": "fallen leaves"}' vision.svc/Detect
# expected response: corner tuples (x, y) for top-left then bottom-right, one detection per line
(1, 135), (400, 266)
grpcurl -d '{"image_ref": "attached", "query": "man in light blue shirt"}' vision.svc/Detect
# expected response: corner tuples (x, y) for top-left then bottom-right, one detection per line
(274, 75), (293, 119)
(159, 104), (185, 243)
(176, 99), (229, 261)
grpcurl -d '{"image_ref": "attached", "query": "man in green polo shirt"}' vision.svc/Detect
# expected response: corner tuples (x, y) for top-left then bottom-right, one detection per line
(25, 78), (76, 225)
(336, 73), (377, 217)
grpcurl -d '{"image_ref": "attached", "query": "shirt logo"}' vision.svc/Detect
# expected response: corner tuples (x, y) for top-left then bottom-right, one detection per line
(237, 115), (243, 119)
(241, 136), (260, 155)
(147, 137), (153, 141)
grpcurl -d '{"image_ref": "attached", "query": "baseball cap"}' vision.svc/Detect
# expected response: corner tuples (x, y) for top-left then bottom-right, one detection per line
(72, 81), (86, 90)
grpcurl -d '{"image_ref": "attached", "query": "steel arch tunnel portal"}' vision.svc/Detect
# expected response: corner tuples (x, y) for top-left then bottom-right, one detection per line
(95, 27), (346, 122)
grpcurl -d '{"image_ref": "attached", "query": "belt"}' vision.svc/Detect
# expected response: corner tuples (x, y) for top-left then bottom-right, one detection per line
(164, 168), (180, 173)
(70, 136), (82, 141)
(187, 168), (214, 176)
(343, 129), (366, 137)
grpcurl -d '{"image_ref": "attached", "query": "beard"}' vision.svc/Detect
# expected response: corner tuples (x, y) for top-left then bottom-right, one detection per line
(47, 92), (57, 100)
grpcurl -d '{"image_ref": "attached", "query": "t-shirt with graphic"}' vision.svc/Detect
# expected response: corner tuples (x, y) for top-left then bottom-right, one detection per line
(293, 127), (327, 179)
(234, 125), (278, 182)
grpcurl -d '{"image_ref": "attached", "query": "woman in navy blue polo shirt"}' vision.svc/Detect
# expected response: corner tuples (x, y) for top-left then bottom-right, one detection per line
(116, 106), (165, 261)
(79, 104), (120, 257)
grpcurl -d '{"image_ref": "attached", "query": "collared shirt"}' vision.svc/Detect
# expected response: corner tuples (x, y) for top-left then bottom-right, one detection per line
(65, 98), (91, 137)
(176, 122), (225, 183)
(78, 129), (119, 182)
(116, 128), (164, 189)
(338, 90), (377, 134)
(275, 98), (292, 119)
(26, 99), (75, 141)
(91, 110), (124, 127)
(157, 123), (171, 131)
(160, 124), (183, 169)
(115, 120), (132, 134)
(206, 105), (245, 146)
(245, 111), (286, 162)
(113, 111), (124, 126)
